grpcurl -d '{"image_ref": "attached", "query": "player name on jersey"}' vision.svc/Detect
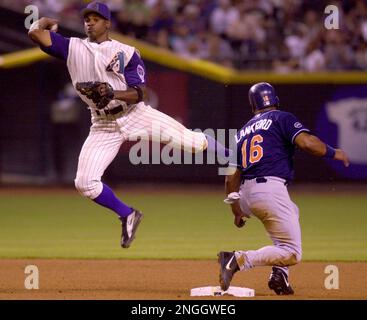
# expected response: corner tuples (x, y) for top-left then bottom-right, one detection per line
(235, 119), (273, 142)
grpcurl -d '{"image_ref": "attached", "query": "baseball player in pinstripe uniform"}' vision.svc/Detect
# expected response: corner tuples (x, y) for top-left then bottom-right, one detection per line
(218, 82), (349, 295)
(28, 2), (230, 249)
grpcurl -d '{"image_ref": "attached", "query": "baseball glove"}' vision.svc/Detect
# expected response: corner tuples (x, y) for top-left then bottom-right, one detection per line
(76, 81), (114, 109)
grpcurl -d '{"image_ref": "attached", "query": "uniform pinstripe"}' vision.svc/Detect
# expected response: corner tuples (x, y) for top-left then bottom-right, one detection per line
(68, 38), (206, 199)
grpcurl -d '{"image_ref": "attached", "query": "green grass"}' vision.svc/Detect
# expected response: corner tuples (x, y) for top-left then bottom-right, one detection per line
(0, 190), (366, 260)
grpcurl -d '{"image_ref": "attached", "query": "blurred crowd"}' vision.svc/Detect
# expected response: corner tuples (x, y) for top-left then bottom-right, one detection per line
(5, 0), (367, 71)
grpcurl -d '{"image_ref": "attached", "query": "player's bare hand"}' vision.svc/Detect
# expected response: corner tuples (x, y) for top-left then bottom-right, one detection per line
(39, 17), (58, 31)
(234, 215), (246, 228)
(334, 149), (350, 167)
(230, 203), (246, 228)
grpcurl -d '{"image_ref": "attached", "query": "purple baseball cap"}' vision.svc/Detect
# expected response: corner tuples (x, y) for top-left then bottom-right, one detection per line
(81, 2), (111, 20)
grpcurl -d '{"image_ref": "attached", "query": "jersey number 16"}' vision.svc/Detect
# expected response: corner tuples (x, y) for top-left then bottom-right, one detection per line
(241, 134), (264, 168)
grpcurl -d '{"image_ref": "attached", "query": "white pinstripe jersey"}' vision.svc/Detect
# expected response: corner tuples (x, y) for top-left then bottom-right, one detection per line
(67, 37), (137, 125)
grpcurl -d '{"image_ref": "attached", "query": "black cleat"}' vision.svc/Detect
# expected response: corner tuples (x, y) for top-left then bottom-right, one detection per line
(217, 251), (240, 291)
(120, 209), (143, 248)
(268, 267), (294, 295)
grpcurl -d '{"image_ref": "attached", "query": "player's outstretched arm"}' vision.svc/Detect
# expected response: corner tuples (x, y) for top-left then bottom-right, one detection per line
(294, 132), (350, 167)
(28, 17), (58, 47)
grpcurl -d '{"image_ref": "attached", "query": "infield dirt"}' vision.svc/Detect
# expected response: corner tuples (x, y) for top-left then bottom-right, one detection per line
(0, 260), (365, 299)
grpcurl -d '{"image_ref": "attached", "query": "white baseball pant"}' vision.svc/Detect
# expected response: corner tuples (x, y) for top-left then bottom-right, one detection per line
(74, 104), (207, 199)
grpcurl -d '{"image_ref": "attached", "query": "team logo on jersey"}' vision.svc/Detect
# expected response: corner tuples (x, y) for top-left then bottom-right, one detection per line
(294, 122), (302, 128)
(263, 95), (270, 105)
(106, 51), (124, 74)
(137, 64), (145, 82)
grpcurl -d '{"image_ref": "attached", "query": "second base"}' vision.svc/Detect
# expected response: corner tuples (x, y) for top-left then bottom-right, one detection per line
(190, 286), (255, 297)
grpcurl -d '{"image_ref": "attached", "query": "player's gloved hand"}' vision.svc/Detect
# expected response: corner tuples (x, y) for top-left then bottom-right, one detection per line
(96, 82), (115, 109)
(76, 81), (115, 109)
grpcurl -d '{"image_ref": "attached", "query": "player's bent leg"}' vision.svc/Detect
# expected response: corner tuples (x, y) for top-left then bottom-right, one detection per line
(144, 106), (208, 153)
(75, 129), (123, 199)
(120, 105), (230, 156)
(234, 230), (302, 271)
(232, 211), (302, 270)
(287, 251), (302, 265)
(232, 246), (298, 295)
(181, 129), (231, 158)
(233, 245), (299, 270)
(238, 184), (302, 269)
(74, 129), (143, 248)
(234, 181), (301, 294)
(182, 129), (207, 153)
(74, 176), (102, 199)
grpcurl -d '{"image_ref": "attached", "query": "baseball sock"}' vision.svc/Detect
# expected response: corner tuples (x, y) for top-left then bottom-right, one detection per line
(93, 183), (133, 218)
(205, 134), (232, 158)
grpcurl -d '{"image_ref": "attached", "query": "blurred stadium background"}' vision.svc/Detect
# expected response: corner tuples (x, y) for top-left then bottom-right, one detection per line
(0, 1), (366, 261)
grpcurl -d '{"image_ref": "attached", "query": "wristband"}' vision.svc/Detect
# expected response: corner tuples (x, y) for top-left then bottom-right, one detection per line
(223, 192), (241, 204)
(29, 20), (40, 32)
(324, 144), (336, 158)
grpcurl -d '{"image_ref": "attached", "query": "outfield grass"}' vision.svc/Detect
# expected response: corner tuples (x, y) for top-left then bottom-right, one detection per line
(0, 189), (365, 260)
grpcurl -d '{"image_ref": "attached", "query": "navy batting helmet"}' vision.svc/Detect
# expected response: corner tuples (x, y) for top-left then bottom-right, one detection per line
(248, 82), (279, 112)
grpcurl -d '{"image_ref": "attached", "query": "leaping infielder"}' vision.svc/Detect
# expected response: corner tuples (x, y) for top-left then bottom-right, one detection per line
(28, 2), (230, 249)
